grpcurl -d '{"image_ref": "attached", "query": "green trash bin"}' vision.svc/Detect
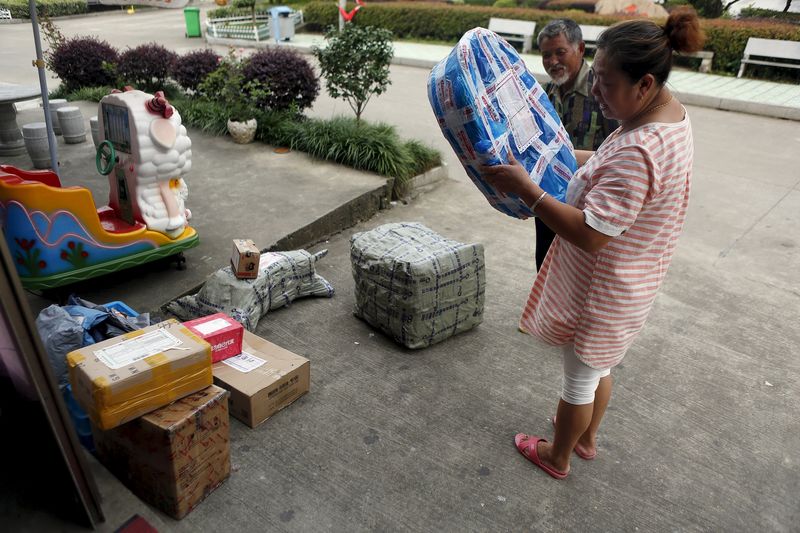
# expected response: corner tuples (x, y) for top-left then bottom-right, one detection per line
(184, 7), (202, 38)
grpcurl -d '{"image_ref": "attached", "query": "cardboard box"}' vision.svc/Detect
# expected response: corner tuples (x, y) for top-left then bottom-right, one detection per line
(93, 385), (231, 519)
(212, 331), (310, 428)
(184, 313), (244, 363)
(67, 320), (213, 430)
(231, 239), (260, 279)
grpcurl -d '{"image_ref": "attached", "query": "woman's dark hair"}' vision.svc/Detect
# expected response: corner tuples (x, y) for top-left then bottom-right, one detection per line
(596, 7), (706, 85)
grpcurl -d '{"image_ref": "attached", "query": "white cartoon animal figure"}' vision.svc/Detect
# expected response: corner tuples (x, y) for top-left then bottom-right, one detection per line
(97, 88), (192, 239)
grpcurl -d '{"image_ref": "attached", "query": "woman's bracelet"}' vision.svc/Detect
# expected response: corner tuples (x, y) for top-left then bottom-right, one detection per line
(531, 190), (548, 212)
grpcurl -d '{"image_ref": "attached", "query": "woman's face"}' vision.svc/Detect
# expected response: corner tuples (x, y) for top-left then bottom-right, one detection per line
(590, 49), (652, 122)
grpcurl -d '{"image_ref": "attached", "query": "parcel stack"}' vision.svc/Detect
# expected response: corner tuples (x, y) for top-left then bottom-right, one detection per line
(67, 319), (229, 518)
(351, 222), (486, 349)
(66, 311), (311, 517)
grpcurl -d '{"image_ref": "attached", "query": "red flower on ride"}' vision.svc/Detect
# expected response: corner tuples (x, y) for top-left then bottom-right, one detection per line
(61, 251), (68, 260)
(80, 251), (89, 258)
(14, 238), (36, 251)
(68, 241), (76, 249)
(38, 261), (46, 269)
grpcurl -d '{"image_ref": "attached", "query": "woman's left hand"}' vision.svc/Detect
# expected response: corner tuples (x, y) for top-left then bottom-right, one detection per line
(481, 153), (537, 199)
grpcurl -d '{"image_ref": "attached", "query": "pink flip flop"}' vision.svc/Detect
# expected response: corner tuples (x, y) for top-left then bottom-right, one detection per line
(551, 416), (597, 460)
(514, 433), (569, 480)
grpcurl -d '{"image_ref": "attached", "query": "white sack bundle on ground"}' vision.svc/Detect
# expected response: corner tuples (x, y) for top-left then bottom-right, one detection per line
(167, 249), (334, 330)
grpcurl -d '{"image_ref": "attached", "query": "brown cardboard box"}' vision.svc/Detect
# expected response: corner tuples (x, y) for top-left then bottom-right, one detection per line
(212, 331), (310, 428)
(92, 385), (231, 520)
(67, 319), (213, 430)
(230, 239), (260, 279)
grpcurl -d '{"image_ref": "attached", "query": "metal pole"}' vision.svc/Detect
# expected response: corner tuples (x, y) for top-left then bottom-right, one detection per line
(338, 0), (345, 31)
(28, 0), (60, 177)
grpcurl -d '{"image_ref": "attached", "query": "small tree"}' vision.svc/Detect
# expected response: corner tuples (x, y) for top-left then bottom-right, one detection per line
(313, 25), (394, 123)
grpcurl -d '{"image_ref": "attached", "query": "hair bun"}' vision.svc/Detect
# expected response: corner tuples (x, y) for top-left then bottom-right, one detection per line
(664, 7), (705, 54)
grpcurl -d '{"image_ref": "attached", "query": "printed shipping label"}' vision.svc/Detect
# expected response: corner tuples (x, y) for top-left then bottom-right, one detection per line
(495, 73), (541, 153)
(193, 317), (232, 336)
(222, 351), (267, 373)
(94, 329), (183, 370)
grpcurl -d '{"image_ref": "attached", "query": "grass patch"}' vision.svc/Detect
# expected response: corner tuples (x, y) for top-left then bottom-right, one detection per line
(174, 96), (439, 194)
(59, 87), (441, 196)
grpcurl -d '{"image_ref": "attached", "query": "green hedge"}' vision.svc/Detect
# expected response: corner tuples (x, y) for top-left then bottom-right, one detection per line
(303, 1), (800, 74)
(739, 7), (800, 24)
(0, 0), (88, 18)
(304, 2), (626, 41)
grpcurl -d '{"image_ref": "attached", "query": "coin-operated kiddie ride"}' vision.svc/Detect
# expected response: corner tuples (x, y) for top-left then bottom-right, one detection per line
(0, 88), (199, 289)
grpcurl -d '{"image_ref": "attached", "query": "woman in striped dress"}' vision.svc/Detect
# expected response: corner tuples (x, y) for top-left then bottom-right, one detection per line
(483, 8), (705, 479)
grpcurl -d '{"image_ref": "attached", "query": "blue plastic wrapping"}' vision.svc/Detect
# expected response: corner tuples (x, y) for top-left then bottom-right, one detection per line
(428, 28), (578, 219)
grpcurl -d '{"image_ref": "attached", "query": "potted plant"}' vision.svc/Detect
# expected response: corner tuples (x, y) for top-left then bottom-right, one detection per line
(227, 80), (270, 144)
(200, 50), (269, 144)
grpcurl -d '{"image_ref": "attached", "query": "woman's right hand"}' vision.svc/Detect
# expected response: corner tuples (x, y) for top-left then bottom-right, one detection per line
(481, 153), (540, 201)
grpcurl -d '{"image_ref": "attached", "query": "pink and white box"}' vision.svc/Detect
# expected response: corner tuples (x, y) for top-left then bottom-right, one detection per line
(184, 313), (244, 363)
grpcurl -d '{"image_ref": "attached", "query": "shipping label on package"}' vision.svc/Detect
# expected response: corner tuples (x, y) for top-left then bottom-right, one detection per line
(222, 351), (267, 373)
(94, 328), (183, 370)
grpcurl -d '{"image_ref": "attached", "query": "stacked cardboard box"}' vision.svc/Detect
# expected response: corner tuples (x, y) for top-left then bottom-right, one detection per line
(212, 331), (310, 428)
(68, 314), (310, 518)
(92, 385), (231, 519)
(67, 320), (213, 430)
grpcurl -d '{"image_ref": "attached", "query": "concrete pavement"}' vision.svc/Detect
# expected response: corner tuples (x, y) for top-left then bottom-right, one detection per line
(6, 103), (799, 532)
(1, 6), (799, 532)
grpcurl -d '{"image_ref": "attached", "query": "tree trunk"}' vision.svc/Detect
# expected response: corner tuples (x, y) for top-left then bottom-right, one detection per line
(784, 0), (792, 13)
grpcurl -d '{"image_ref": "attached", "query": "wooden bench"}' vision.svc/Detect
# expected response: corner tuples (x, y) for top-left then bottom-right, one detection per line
(489, 18), (537, 54)
(737, 38), (800, 78)
(579, 24), (608, 51)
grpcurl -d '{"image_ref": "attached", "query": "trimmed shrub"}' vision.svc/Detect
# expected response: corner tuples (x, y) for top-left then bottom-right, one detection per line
(0, 0), (87, 18)
(739, 7), (800, 23)
(541, 0), (597, 12)
(242, 47), (319, 112)
(303, 1), (800, 75)
(174, 49), (222, 92)
(493, 0), (518, 8)
(702, 18), (800, 73)
(117, 43), (179, 92)
(51, 36), (118, 91)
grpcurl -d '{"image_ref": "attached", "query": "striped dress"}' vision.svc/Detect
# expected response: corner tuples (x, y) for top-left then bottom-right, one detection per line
(520, 115), (693, 369)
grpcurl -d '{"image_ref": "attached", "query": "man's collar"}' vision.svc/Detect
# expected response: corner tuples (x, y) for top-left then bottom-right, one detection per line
(569, 61), (591, 97)
(574, 61), (591, 97)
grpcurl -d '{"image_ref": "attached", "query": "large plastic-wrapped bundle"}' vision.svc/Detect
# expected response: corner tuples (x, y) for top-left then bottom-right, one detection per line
(428, 28), (577, 219)
(351, 223), (485, 349)
(166, 250), (334, 331)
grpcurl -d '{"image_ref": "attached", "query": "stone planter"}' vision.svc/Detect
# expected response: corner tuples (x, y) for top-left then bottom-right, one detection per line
(22, 122), (50, 169)
(48, 99), (68, 135)
(90, 115), (99, 148)
(57, 106), (86, 144)
(227, 118), (257, 144)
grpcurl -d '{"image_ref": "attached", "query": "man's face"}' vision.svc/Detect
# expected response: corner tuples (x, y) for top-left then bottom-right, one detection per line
(539, 34), (585, 87)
